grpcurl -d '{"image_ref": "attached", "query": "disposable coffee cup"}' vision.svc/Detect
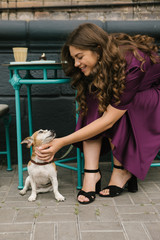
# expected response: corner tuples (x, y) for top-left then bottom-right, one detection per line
(12, 47), (28, 62)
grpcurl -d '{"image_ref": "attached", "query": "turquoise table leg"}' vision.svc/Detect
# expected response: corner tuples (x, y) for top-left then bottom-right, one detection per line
(27, 85), (33, 136)
(9, 71), (23, 189)
(15, 89), (23, 189)
(43, 68), (47, 80)
(27, 85), (33, 156)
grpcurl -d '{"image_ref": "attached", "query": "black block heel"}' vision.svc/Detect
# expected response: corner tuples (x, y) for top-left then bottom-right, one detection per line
(127, 175), (138, 193)
(99, 164), (138, 198)
(96, 177), (101, 194)
(77, 168), (101, 204)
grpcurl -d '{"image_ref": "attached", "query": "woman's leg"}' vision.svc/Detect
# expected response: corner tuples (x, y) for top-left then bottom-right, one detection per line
(99, 139), (132, 196)
(78, 137), (102, 203)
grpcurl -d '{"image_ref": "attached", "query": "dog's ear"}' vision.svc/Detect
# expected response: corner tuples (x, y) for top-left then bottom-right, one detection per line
(21, 137), (33, 148)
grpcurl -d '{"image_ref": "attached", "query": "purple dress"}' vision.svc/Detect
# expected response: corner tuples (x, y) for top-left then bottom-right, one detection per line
(75, 51), (160, 180)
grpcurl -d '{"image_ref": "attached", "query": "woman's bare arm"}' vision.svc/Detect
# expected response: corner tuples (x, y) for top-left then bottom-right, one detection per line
(61, 104), (126, 145)
(35, 104), (126, 161)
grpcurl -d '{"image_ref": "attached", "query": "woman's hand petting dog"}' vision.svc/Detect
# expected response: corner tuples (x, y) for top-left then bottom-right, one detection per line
(35, 138), (63, 162)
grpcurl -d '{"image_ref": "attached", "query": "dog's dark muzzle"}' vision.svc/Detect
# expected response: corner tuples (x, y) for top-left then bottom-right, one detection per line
(48, 130), (56, 139)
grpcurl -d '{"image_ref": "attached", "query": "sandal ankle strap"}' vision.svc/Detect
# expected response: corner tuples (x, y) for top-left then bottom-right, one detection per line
(113, 164), (124, 170)
(84, 168), (100, 173)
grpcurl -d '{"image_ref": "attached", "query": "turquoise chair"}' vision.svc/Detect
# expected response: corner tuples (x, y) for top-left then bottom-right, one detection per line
(0, 104), (12, 171)
(151, 153), (160, 167)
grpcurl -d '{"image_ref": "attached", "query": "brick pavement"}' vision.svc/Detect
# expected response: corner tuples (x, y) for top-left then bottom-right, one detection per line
(0, 162), (160, 240)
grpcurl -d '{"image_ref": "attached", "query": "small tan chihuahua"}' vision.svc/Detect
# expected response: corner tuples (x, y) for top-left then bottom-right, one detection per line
(19, 129), (65, 202)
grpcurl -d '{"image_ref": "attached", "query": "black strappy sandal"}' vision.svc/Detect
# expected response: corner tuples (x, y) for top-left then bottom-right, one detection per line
(99, 164), (138, 198)
(77, 169), (101, 204)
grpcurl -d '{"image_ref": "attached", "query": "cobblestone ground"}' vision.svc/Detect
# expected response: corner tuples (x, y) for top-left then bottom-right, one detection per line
(0, 162), (160, 240)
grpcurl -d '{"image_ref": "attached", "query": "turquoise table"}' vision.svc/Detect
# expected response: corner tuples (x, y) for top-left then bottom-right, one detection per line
(8, 61), (83, 190)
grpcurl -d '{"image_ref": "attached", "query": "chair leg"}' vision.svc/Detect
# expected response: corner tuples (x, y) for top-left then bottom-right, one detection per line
(3, 113), (12, 171)
(81, 152), (84, 174)
(77, 148), (82, 189)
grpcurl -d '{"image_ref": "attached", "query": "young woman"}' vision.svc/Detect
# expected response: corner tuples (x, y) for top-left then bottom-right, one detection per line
(36, 23), (160, 204)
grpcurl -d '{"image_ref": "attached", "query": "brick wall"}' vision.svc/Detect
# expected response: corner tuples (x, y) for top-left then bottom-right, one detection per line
(0, 1), (160, 21)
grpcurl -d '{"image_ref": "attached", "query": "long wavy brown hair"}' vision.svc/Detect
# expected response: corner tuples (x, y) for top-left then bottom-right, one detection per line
(61, 23), (159, 116)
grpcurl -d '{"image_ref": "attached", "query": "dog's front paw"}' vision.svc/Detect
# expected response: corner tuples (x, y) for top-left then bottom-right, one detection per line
(55, 193), (65, 202)
(19, 189), (26, 196)
(28, 195), (36, 202)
